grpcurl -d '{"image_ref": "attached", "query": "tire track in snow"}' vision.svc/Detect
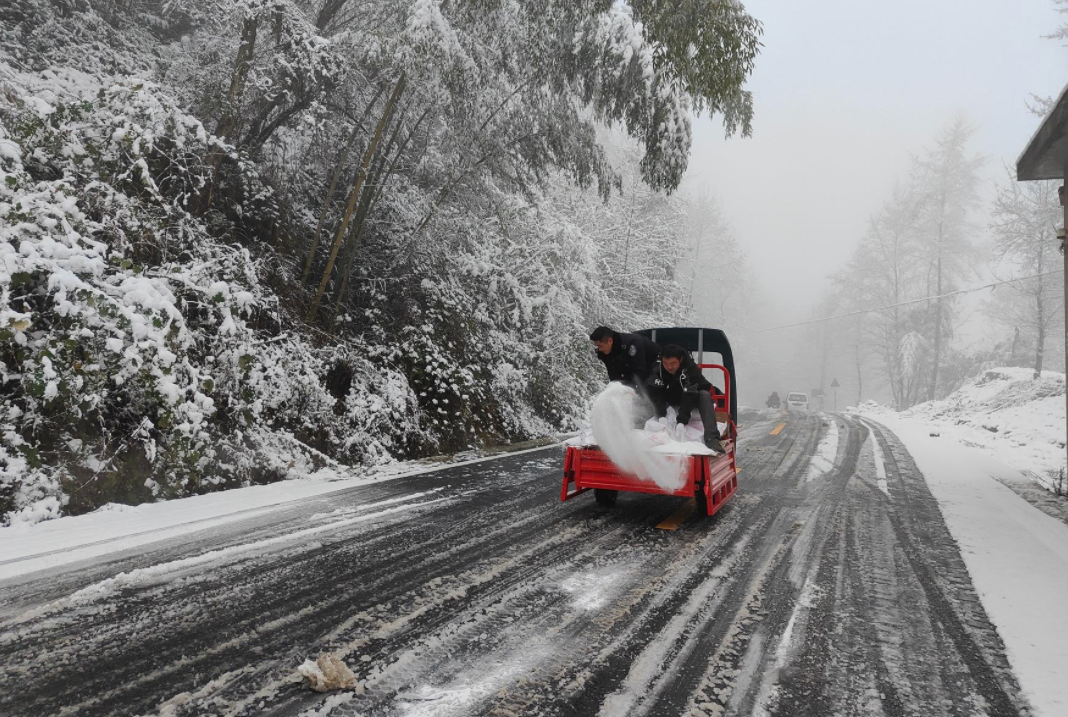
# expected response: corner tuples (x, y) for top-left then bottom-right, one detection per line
(707, 413), (863, 717)
(331, 417), (823, 717)
(528, 412), (830, 717)
(866, 423), (1031, 717)
(764, 420), (1031, 717)
(0, 452), (571, 716)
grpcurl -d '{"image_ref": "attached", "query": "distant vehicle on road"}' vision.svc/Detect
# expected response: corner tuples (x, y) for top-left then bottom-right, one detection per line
(786, 392), (809, 410)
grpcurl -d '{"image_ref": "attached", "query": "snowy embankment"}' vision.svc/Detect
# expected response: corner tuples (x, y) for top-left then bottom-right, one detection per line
(855, 367), (1066, 491)
(853, 368), (1068, 716)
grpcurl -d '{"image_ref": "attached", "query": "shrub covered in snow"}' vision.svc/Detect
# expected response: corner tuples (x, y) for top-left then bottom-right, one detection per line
(0, 63), (426, 522)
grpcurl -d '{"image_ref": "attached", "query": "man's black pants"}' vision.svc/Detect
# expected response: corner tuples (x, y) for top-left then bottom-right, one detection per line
(693, 390), (721, 442)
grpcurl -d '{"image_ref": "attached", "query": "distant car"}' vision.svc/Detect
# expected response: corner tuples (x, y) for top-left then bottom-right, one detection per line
(786, 392), (809, 410)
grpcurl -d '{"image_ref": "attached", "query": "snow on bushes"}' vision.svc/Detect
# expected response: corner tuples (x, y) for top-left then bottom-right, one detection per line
(0, 60), (421, 524)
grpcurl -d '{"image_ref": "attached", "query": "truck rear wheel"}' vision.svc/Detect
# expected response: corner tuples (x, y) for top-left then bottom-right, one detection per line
(594, 489), (617, 508)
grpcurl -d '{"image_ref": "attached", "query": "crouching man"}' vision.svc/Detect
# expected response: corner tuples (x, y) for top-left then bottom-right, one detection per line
(646, 344), (726, 455)
(589, 326), (661, 387)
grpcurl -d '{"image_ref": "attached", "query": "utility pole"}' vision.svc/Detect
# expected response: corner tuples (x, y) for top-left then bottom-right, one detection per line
(1060, 182), (1068, 483)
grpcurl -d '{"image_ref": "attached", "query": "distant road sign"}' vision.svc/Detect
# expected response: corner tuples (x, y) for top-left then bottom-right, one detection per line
(831, 378), (840, 388)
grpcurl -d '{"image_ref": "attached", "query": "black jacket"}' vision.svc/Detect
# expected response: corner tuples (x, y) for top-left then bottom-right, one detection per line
(646, 353), (714, 424)
(596, 331), (661, 385)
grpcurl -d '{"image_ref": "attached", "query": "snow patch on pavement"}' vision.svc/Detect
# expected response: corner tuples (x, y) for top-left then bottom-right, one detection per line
(559, 569), (624, 612)
(153, 668), (256, 717)
(394, 629), (556, 717)
(774, 578), (818, 668)
(803, 418), (839, 482)
(296, 693), (354, 717)
(862, 421), (890, 496)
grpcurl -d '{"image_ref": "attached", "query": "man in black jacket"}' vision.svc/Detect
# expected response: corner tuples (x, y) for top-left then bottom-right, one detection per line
(645, 344), (725, 454)
(589, 326), (661, 387)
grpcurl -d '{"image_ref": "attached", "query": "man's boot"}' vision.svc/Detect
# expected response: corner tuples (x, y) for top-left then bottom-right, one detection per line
(704, 435), (725, 455)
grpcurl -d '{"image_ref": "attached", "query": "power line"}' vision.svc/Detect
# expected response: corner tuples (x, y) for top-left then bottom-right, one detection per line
(742, 268), (1064, 335)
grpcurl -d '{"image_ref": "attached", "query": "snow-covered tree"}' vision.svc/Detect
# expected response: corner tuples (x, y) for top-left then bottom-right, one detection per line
(1048, 0), (1068, 42)
(989, 173), (1064, 378)
(832, 186), (930, 409)
(683, 189), (758, 332)
(911, 116), (984, 401)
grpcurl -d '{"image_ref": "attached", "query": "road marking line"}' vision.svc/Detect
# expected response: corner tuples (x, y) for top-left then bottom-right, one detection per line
(656, 500), (696, 531)
(770, 423), (786, 436)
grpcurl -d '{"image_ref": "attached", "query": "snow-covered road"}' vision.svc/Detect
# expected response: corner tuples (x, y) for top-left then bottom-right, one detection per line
(0, 412), (1034, 716)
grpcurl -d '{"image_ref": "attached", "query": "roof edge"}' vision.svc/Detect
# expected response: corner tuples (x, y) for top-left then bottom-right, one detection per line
(1018, 81), (1068, 181)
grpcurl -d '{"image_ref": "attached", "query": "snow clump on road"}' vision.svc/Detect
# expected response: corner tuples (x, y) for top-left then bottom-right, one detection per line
(297, 653), (357, 692)
(804, 418), (839, 482)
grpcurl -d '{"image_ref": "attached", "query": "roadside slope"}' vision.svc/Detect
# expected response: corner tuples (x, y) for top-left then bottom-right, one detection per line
(855, 367), (1065, 491)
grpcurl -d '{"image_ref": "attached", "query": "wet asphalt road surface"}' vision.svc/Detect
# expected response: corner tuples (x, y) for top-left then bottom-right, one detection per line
(0, 411), (1033, 716)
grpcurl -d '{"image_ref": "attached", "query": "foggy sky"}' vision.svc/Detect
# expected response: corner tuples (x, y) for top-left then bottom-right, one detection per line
(684, 0), (1068, 324)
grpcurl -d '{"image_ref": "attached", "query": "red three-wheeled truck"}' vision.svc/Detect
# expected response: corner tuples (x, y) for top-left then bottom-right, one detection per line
(561, 327), (739, 518)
